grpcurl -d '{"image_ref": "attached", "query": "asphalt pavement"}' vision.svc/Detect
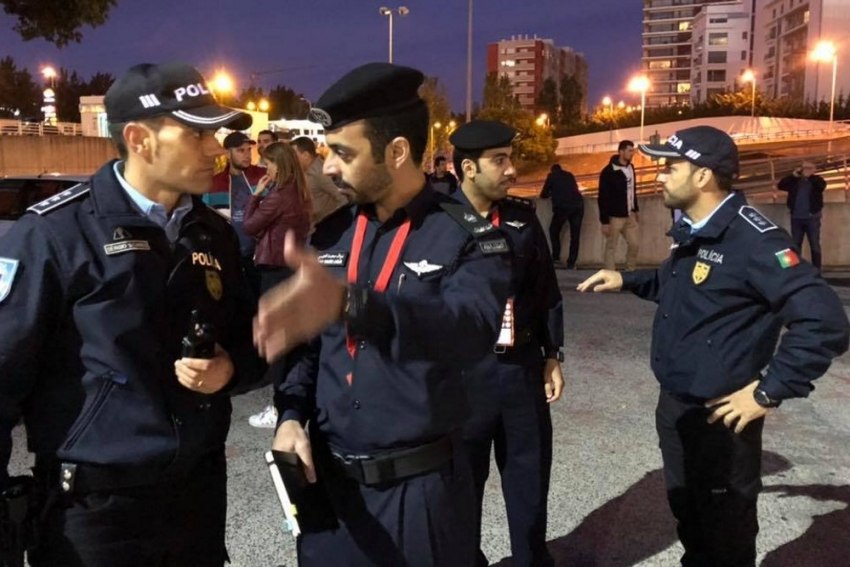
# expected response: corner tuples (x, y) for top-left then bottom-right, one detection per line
(8, 269), (850, 566)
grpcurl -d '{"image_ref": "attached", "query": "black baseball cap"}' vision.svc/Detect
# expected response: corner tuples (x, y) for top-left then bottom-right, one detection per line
(639, 126), (739, 178)
(308, 62), (425, 130)
(223, 132), (256, 149)
(450, 120), (517, 152)
(105, 62), (252, 131)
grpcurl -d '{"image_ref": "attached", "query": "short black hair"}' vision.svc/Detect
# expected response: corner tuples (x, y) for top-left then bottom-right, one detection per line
(618, 140), (635, 152)
(714, 172), (734, 192)
(291, 136), (317, 156)
(362, 101), (429, 167)
(453, 148), (483, 183)
(258, 129), (278, 141)
(434, 155), (447, 167)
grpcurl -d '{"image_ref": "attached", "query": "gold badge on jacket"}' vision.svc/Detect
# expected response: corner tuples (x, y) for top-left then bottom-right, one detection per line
(205, 270), (223, 301)
(692, 261), (711, 285)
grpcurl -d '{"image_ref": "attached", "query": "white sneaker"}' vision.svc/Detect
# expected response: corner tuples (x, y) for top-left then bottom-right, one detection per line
(248, 405), (278, 428)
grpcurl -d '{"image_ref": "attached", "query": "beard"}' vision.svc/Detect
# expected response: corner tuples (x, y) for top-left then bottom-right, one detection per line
(335, 163), (392, 205)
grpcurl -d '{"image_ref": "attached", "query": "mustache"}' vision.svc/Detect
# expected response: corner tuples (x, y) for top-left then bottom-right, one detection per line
(332, 177), (355, 191)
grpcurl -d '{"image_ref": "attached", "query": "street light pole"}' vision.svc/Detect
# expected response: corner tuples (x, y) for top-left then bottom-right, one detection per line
(828, 55), (837, 133)
(742, 69), (756, 118)
(811, 41), (838, 134)
(466, 0), (473, 122)
(379, 7), (409, 64)
(627, 75), (650, 143)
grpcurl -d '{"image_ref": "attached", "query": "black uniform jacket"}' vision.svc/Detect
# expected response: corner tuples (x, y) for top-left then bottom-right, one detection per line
(621, 192), (849, 401)
(0, 161), (263, 483)
(275, 185), (512, 454)
(454, 191), (564, 362)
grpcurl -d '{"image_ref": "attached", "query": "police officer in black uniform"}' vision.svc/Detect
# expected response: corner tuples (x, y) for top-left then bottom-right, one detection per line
(449, 120), (564, 567)
(0, 62), (264, 566)
(253, 64), (513, 565)
(578, 126), (850, 566)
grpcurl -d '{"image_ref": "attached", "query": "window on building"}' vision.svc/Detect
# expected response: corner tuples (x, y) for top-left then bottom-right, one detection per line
(708, 51), (727, 63)
(804, 10), (810, 23)
(742, 31), (748, 40)
(679, 21), (690, 31)
(741, 51), (747, 61)
(707, 70), (727, 82)
(709, 33), (728, 46)
(709, 17), (727, 24)
(649, 60), (673, 69)
(677, 83), (691, 94)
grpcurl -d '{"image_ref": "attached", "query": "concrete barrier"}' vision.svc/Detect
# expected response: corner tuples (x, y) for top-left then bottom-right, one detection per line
(538, 192), (850, 270)
(0, 136), (116, 177)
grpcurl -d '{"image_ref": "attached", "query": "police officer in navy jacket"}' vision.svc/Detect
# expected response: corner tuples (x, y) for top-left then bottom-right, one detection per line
(253, 63), (512, 566)
(450, 120), (565, 567)
(0, 62), (264, 566)
(578, 126), (849, 566)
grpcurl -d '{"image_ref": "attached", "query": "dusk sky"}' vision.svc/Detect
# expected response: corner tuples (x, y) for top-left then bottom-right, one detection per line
(1, 0), (643, 113)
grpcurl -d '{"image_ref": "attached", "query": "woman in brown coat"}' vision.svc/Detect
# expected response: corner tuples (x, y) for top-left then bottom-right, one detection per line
(243, 141), (313, 293)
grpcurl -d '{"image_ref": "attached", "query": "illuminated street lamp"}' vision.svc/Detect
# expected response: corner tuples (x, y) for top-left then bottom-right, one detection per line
(602, 96), (614, 143)
(210, 71), (234, 99)
(258, 99), (270, 112)
(430, 121), (442, 167)
(811, 40), (838, 133)
(41, 65), (57, 88)
(617, 100), (626, 110)
(536, 113), (550, 128)
(246, 101), (257, 111)
(378, 6), (410, 64)
(741, 69), (757, 118)
(627, 74), (650, 143)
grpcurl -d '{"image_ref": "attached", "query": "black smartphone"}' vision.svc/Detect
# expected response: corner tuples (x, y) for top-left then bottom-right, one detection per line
(265, 450), (338, 535)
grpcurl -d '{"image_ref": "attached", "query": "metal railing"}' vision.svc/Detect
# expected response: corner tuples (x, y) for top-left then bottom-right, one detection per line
(0, 120), (83, 136)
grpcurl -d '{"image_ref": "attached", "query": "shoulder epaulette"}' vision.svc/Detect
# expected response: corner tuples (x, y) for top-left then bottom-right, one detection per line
(439, 201), (510, 255)
(27, 183), (90, 215)
(504, 195), (535, 210)
(738, 206), (777, 233)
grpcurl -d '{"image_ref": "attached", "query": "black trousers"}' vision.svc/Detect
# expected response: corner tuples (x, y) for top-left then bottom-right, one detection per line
(549, 207), (583, 267)
(463, 353), (553, 567)
(656, 389), (763, 567)
(296, 439), (475, 566)
(30, 453), (228, 567)
(790, 216), (822, 269)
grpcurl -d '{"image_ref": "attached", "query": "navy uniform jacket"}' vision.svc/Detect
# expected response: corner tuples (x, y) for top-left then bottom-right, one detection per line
(622, 192), (849, 401)
(0, 161), (263, 484)
(455, 192), (564, 362)
(276, 185), (512, 454)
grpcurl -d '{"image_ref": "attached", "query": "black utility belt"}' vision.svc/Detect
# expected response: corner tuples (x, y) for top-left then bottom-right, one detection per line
(329, 436), (453, 486)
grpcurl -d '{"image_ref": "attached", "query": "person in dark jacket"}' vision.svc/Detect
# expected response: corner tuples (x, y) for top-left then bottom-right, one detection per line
(598, 140), (639, 270)
(451, 120), (565, 567)
(255, 63), (512, 566)
(0, 62), (265, 566)
(579, 126), (849, 567)
(541, 163), (584, 268)
(428, 155), (459, 195)
(777, 161), (826, 269)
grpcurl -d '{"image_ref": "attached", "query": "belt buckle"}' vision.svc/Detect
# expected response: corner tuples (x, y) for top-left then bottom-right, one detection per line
(493, 345), (507, 354)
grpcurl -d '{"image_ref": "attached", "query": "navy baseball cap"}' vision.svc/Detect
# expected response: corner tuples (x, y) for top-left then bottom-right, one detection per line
(223, 132), (256, 149)
(639, 126), (739, 178)
(308, 62), (425, 130)
(450, 120), (517, 152)
(105, 62), (252, 131)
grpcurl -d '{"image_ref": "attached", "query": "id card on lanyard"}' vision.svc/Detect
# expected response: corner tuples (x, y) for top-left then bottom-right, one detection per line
(345, 212), (412, 384)
(491, 206), (515, 348)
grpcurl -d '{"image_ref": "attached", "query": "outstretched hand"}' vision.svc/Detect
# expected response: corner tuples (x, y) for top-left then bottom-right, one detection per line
(253, 231), (346, 362)
(576, 270), (623, 293)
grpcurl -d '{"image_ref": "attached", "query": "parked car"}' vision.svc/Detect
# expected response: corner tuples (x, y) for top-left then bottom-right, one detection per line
(0, 174), (88, 238)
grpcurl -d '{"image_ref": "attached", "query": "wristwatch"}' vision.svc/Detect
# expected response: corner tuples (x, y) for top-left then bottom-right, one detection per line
(753, 387), (781, 408)
(546, 350), (565, 362)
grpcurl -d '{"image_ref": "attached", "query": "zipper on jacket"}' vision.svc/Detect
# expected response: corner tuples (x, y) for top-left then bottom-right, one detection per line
(62, 373), (118, 451)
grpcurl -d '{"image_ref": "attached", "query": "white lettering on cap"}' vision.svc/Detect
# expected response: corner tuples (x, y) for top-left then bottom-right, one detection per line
(174, 83), (211, 102)
(667, 134), (683, 150)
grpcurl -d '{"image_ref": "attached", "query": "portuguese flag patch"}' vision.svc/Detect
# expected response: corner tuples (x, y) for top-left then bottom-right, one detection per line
(775, 248), (800, 269)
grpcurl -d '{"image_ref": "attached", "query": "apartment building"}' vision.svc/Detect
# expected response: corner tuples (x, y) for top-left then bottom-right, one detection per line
(690, 3), (753, 103)
(752, 0), (850, 102)
(642, 0), (747, 107)
(486, 35), (588, 114)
